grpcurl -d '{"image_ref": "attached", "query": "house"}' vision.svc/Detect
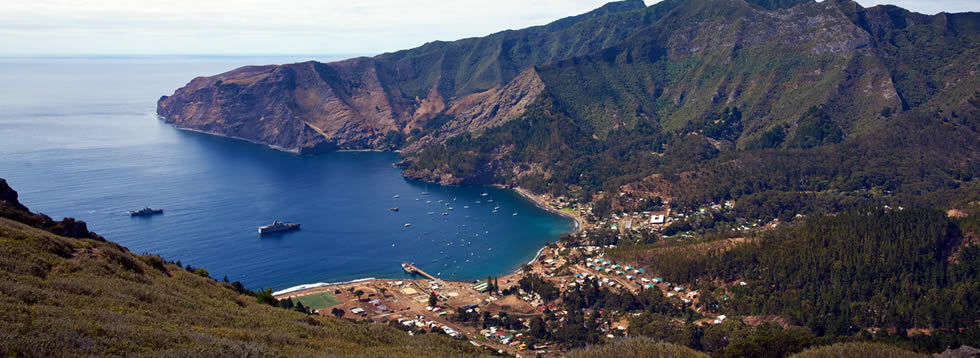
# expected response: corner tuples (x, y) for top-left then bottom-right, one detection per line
(650, 215), (666, 224)
(351, 307), (365, 315)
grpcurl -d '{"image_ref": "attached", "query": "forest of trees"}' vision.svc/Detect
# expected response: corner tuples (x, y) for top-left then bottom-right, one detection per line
(611, 207), (980, 341)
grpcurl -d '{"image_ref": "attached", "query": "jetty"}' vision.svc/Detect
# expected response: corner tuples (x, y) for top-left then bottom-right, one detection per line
(402, 263), (446, 286)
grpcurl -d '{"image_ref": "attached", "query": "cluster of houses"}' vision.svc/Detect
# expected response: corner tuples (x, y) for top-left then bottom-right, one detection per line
(582, 257), (652, 289)
(396, 315), (462, 338)
(478, 326), (545, 351)
(579, 255), (713, 307)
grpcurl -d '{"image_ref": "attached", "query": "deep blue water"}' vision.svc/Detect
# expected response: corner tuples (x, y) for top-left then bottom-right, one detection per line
(0, 56), (574, 291)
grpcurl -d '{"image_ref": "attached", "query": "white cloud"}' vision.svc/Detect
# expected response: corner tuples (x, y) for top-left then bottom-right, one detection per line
(0, 0), (974, 55)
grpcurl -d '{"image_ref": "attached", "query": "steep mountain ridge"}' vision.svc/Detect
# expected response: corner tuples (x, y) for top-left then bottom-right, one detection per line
(158, 0), (660, 153)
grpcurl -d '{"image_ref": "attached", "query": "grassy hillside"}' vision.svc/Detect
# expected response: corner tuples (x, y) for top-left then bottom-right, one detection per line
(0, 217), (489, 357)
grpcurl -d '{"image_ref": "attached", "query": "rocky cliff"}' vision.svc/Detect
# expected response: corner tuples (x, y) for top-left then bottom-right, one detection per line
(158, 0), (654, 153)
(0, 179), (103, 241)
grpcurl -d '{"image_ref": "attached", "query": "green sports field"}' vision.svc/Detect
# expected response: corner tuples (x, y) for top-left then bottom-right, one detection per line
(294, 292), (342, 310)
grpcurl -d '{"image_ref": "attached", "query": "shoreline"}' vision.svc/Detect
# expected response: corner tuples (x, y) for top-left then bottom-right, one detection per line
(511, 186), (584, 234)
(273, 277), (378, 296)
(161, 116), (401, 155)
(166, 123), (303, 154)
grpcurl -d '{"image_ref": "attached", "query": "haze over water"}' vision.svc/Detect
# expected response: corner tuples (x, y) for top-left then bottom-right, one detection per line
(0, 56), (575, 291)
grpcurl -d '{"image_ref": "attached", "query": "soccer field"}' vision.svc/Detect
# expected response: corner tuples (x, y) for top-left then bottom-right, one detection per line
(294, 292), (342, 310)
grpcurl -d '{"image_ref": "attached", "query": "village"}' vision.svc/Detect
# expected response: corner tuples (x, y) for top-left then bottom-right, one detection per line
(274, 190), (768, 357)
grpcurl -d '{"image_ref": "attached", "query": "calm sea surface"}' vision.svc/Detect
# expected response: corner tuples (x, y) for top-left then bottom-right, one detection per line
(0, 56), (574, 291)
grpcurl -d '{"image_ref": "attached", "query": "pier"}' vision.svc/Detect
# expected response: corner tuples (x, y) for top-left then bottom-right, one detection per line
(402, 263), (446, 286)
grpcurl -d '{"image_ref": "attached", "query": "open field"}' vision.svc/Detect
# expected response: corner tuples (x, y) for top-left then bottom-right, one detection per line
(294, 292), (341, 310)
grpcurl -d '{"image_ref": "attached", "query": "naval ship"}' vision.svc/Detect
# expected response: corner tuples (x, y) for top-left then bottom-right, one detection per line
(258, 220), (300, 234)
(129, 207), (163, 216)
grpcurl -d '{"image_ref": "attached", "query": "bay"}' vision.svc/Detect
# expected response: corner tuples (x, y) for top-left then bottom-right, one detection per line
(0, 56), (575, 291)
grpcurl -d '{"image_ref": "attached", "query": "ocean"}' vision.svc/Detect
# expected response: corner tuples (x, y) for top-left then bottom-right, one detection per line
(0, 56), (575, 291)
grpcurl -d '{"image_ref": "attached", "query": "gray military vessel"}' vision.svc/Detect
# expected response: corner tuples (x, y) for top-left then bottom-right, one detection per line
(258, 220), (300, 234)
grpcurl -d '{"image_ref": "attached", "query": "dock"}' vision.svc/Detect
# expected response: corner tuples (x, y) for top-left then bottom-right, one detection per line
(402, 263), (446, 286)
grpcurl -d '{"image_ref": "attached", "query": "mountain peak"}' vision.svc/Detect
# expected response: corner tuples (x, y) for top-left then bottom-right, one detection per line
(537, 0), (649, 32)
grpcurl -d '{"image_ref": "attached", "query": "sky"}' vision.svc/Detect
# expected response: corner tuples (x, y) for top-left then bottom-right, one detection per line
(0, 0), (976, 56)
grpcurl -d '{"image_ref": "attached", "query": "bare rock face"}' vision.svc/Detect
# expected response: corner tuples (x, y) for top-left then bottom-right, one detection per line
(158, 60), (550, 154)
(0, 178), (104, 241)
(0, 178), (28, 212)
(157, 59), (415, 153)
(403, 68), (547, 153)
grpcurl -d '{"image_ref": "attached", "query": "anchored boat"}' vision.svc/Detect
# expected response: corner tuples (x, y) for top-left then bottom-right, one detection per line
(129, 207), (163, 217)
(258, 220), (300, 234)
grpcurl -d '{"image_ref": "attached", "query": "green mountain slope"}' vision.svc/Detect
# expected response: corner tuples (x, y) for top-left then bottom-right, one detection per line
(404, 0), (979, 214)
(0, 183), (489, 357)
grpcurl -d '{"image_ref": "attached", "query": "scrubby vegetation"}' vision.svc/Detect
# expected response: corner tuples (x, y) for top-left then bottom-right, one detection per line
(567, 337), (709, 358)
(791, 342), (928, 358)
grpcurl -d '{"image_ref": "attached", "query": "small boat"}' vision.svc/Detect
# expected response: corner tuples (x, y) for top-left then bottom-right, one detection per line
(402, 262), (414, 273)
(480, 192), (488, 197)
(390, 207), (399, 212)
(393, 195), (400, 198)
(442, 212), (449, 215)
(513, 212), (518, 216)
(129, 207), (163, 216)
(404, 223), (412, 227)
(258, 220), (300, 234)
(421, 184), (430, 195)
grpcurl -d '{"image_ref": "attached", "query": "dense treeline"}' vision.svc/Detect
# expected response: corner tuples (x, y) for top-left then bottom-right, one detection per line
(614, 208), (980, 338)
